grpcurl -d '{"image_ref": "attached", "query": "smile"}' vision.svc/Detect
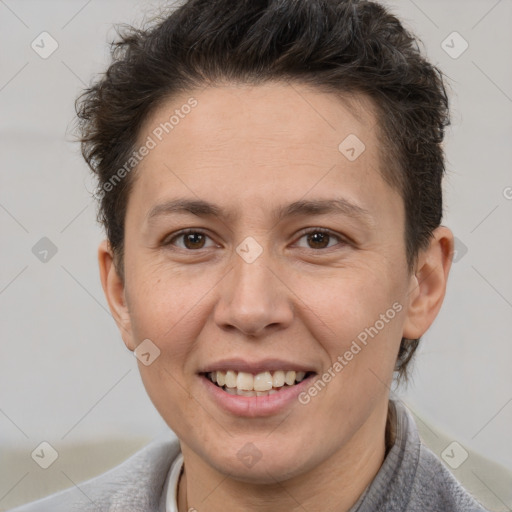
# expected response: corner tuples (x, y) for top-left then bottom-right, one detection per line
(204, 370), (314, 397)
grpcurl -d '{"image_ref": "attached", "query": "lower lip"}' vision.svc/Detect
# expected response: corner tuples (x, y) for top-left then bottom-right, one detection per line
(200, 374), (315, 418)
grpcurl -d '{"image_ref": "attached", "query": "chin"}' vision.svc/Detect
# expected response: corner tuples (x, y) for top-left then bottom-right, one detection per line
(203, 440), (314, 484)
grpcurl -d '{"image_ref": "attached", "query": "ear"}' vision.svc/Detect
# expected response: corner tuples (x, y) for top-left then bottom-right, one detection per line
(98, 240), (136, 352)
(402, 226), (454, 339)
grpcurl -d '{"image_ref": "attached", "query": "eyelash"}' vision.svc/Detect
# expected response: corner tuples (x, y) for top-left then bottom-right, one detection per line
(163, 227), (347, 252)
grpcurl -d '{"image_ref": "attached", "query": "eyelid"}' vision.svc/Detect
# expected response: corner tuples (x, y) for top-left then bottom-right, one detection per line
(293, 227), (348, 249)
(163, 228), (218, 249)
(163, 226), (349, 252)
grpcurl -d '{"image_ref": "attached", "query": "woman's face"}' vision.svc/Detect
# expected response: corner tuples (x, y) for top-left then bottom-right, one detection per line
(102, 82), (428, 483)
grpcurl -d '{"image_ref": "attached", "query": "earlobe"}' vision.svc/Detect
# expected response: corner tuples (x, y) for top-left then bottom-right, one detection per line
(97, 240), (136, 351)
(402, 226), (454, 340)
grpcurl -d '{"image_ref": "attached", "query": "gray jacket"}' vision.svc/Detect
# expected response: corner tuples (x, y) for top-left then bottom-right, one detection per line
(7, 400), (490, 511)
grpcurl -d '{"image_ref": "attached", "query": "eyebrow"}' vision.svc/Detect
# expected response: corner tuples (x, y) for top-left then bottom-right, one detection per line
(146, 197), (375, 228)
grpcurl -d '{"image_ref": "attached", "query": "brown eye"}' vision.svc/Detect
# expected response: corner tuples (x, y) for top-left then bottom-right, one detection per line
(182, 232), (206, 249)
(295, 228), (345, 250)
(307, 231), (330, 249)
(165, 230), (216, 250)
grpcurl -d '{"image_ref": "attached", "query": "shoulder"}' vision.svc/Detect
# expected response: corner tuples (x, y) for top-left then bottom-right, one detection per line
(389, 400), (490, 512)
(6, 436), (181, 512)
(407, 442), (489, 512)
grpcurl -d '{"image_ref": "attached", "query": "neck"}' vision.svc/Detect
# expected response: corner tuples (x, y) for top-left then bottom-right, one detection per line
(178, 400), (393, 512)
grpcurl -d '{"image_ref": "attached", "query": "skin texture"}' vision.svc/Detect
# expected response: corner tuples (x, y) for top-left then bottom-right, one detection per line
(98, 82), (454, 512)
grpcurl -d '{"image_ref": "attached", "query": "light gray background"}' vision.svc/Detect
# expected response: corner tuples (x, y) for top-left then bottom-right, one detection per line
(1, 0), (511, 509)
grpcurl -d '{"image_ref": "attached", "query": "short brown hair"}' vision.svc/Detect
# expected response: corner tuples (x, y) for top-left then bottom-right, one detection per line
(75, 0), (451, 381)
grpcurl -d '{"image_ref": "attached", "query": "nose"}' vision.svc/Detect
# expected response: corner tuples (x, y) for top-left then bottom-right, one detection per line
(213, 246), (294, 337)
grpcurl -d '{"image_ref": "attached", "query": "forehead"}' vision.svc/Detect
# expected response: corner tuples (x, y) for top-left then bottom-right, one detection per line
(128, 82), (400, 226)
(139, 82), (377, 157)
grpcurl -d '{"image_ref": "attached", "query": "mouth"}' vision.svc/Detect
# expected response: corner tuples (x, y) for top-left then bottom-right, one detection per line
(201, 369), (316, 397)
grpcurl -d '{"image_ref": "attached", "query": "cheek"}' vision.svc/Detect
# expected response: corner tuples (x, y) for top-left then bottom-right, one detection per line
(136, 359), (209, 443)
(124, 253), (212, 341)
(292, 264), (406, 397)
(294, 263), (405, 342)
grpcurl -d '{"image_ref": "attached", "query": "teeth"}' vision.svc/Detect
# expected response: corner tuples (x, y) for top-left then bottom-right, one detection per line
(273, 370), (285, 387)
(236, 372), (253, 391)
(253, 371), (273, 391)
(285, 371), (296, 385)
(207, 369), (310, 392)
(237, 389), (255, 396)
(237, 388), (281, 397)
(225, 370), (237, 388)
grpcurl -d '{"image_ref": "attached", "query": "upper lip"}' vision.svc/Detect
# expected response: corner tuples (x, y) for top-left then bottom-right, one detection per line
(200, 358), (317, 375)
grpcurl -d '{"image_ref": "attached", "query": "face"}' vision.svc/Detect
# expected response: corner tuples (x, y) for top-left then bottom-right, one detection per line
(99, 82), (452, 485)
